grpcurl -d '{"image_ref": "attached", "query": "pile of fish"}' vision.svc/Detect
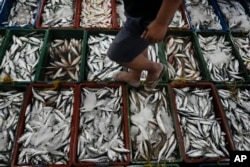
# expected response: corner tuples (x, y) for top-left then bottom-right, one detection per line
(129, 87), (179, 162)
(217, 87), (250, 151)
(169, 9), (188, 28)
(80, 0), (112, 28)
(2, 0), (39, 27)
(173, 87), (229, 159)
(198, 34), (245, 82)
(216, 0), (250, 32)
(0, 32), (44, 82)
(184, 0), (222, 30)
(164, 35), (202, 81)
(44, 38), (82, 81)
(41, 0), (75, 27)
(0, 90), (24, 165)
(17, 87), (74, 165)
(78, 86), (129, 163)
(116, 0), (126, 28)
(87, 33), (122, 81)
(231, 35), (250, 77)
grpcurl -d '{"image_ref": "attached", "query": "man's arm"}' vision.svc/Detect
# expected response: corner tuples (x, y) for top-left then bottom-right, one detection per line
(141, 0), (182, 43)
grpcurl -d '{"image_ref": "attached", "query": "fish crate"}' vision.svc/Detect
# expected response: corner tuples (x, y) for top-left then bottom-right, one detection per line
(212, 0), (250, 32)
(11, 83), (78, 167)
(72, 82), (130, 167)
(195, 31), (249, 84)
(199, 163), (230, 167)
(0, 0), (41, 28)
(229, 31), (250, 83)
(36, 29), (86, 83)
(159, 30), (209, 83)
(215, 83), (250, 152)
(183, 0), (228, 32)
(84, 30), (124, 82)
(168, 82), (235, 164)
(36, 0), (78, 29)
(128, 84), (183, 165)
(76, 0), (118, 30)
(0, 84), (27, 167)
(0, 29), (48, 84)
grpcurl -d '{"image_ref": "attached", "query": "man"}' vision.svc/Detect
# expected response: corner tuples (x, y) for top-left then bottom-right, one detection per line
(107, 0), (182, 91)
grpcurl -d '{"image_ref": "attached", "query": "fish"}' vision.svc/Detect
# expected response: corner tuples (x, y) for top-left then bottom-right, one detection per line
(77, 86), (129, 162)
(184, 0), (223, 30)
(169, 8), (188, 29)
(17, 86), (74, 165)
(41, 0), (75, 27)
(0, 32), (45, 82)
(80, 0), (112, 28)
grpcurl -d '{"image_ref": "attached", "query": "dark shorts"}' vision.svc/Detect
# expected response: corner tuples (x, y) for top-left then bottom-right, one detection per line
(107, 16), (152, 63)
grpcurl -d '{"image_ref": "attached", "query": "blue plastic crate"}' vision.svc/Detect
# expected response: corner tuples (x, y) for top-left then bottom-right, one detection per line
(0, 0), (41, 28)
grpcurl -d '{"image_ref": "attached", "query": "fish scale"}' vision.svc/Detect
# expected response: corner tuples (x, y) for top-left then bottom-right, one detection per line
(17, 87), (74, 165)
(0, 32), (44, 82)
(78, 86), (129, 162)
(0, 90), (24, 165)
(184, 0), (222, 30)
(217, 88), (250, 151)
(2, 0), (39, 27)
(129, 87), (179, 162)
(87, 33), (122, 81)
(174, 87), (229, 159)
(198, 34), (244, 82)
(80, 0), (112, 28)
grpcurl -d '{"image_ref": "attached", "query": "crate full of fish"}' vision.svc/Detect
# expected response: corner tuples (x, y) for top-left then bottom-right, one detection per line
(76, 0), (117, 29)
(36, 0), (78, 28)
(85, 30), (123, 81)
(183, 0), (227, 31)
(213, 0), (250, 32)
(128, 84), (182, 164)
(36, 29), (86, 83)
(0, 29), (48, 84)
(73, 82), (130, 166)
(168, 82), (235, 163)
(215, 84), (250, 151)
(11, 83), (77, 167)
(0, 84), (27, 166)
(0, 0), (41, 28)
(230, 31), (250, 82)
(196, 31), (248, 83)
(159, 30), (208, 82)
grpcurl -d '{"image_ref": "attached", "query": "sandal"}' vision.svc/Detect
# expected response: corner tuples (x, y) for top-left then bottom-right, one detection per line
(144, 64), (167, 91)
(112, 71), (140, 87)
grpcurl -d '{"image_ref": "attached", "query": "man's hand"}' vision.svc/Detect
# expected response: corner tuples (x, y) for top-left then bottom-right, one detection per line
(141, 20), (168, 43)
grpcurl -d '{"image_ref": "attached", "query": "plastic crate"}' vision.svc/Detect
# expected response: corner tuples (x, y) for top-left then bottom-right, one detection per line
(0, 29), (48, 84)
(195, 31), (249, 83)
(159, 30), (209, 83)
(183, 0), (227, 31)
(0, 84), (27, 167)
(11, 83), (78, 167)
(76, 0), (117, 29)
(36, 29), (86, 83)
(36, 0), (78, 29)
(72, 82), (130, 167)
(0, 0), (41, 28)
(128, 84), (183, 165)
(168, 82), (235, 164)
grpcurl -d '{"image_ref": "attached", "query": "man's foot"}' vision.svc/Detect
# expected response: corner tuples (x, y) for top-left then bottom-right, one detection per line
(144, 63), (167, 91)
(113, 71), (140, 87)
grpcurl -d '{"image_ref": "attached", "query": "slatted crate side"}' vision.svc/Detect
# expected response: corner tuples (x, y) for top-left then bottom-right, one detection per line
(168, 82), (235, 164)
(11, 83), (78, 167)
(0, 0), (13, 28)
(73, 82), (130, 167)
